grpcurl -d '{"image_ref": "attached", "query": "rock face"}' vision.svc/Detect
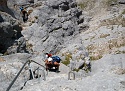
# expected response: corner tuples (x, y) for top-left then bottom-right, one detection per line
(0, 0), (8, 12)
(0, 0), (16, 18)
(0, 0), (29, 54)
(118, 0), (125, 4)
(0, 0), (125, 91)
(0, 0), (89, 55)
(0, 11), (23, 54)
(22, 0), (89, 54)
(0, 53), (32, 91)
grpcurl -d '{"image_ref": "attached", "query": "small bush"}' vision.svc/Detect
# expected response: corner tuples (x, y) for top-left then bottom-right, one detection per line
(61, 60), (70, 66)
(122, 9), (125, 14)
(73, 68), (79, 72)
(90, 55), (103, 60)
(34, 16), (38, 19)
(115, 50), (125, 54)
(86, 44), (95, 51)
(61, 52), (72, 66)
(77, 2), (88, 9)
(28, 9), (33, 15)
(100, 34), (110, 38)
(108, 38), (125, 49)
(77, 0), (95, 10)
(27, 43), (33, 48)
(26, 43), (33, 52)
(105, 0), (118, 7)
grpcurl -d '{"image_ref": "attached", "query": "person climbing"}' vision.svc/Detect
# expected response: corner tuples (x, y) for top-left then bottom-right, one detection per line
(20, 7), (28, 22)
(45, 53), (53, 71)
(44, 53), (61, 72)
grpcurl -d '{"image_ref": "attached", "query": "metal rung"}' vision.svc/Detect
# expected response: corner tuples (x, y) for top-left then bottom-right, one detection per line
(37, 67), (46, 81)
(68, 71), (75, 80)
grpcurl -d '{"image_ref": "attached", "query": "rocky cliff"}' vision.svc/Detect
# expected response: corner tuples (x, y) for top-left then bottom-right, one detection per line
(22, 0), (89, 54)
(0, 0), (23, 54)
(0, 0), (125, 91)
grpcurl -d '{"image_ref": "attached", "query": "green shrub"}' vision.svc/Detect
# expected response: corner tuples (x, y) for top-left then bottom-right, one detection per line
(77, 0), (95, 10)
(115, 50), (125, 54)
(106, 0), (118, 6)
(73, 68), (79, 72)
(122, 9), (125, 14)
(61, 60), (70, 66)
(26, 43), (33, 52)
(77, 2), (88, 9)
(61, 52), (72, 66)
(34, 16), (38, 19)
(108, 38), (125, 49)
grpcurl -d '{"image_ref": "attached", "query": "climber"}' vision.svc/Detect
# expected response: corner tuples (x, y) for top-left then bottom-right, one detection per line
(20, 7), (28, 22)
(45, 53), (61, 72)
(45, 53), (53, 71)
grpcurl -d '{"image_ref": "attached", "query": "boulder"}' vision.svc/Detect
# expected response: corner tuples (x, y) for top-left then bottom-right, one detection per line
(0, 0), (16, 18)
(0, 12), (22, 54)
(118, 0), (125, 4)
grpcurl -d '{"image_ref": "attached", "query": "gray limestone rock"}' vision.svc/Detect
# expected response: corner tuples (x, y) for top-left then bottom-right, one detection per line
(118, 0), (125, 4)
(0, 53), (32, 91)
(21, 0), (89, 55)
(0, 0), (125, 91)
(0, 12), (22, 54)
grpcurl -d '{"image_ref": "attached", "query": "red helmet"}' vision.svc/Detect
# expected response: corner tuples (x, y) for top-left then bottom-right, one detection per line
(45, 53), (52, 58)
(48, 54), (52, 57)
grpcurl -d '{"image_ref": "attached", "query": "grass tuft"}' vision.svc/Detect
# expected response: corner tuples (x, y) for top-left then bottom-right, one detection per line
(77, 2), (88, 9)
(90, 55), (103, 60)
(61, 52), (72, 66)
(100, 34), (110, 38)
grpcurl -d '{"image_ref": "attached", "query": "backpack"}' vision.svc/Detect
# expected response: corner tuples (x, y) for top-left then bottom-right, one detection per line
(52, 56), (61, 63)
(20, 7), (24, 11)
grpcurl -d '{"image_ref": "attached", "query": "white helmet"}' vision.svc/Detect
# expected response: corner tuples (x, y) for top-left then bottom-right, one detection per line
(48, 57), (53, 62)
(46, 54), (48, 58)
